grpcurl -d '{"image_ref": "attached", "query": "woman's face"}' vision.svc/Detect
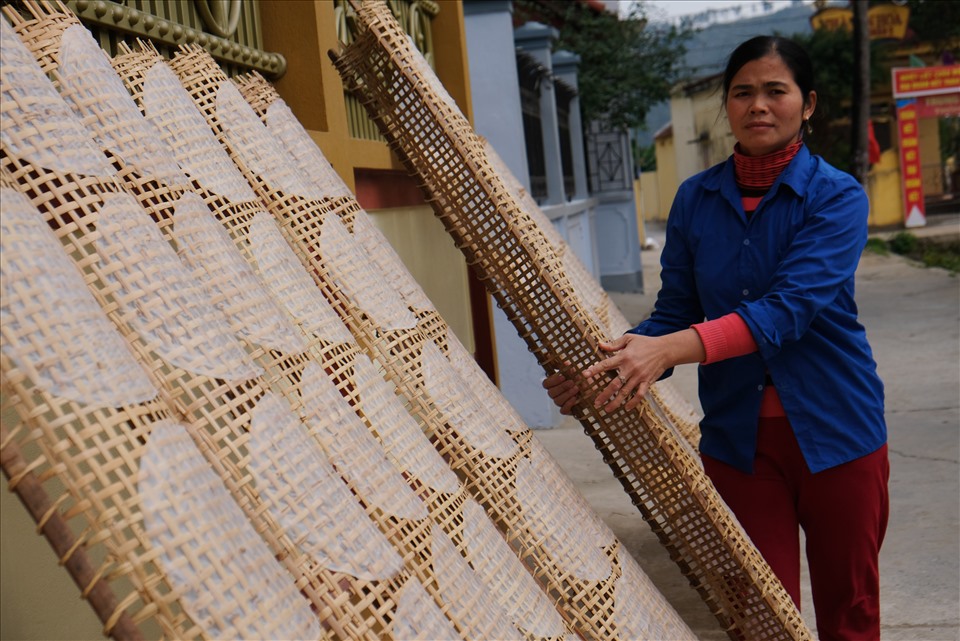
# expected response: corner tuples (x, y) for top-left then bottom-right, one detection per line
(725, 53), (816, 157)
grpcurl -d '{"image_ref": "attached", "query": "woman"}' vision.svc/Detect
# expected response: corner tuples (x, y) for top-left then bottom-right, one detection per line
(545, 36), (889, 641)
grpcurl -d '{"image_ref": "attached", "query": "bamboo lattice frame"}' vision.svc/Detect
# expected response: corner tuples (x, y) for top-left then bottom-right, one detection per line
(1, 2), (700, 639)
(163, 38), (695, 640)
(329, 2), (813, 640)
(113, 35), (554, 641)
(1, 6), (505, 638)
(2, 9), (407, 639)
(0, 19), (329, 638)
(233, 69), (698, 641)
(4, 6), (559, 639)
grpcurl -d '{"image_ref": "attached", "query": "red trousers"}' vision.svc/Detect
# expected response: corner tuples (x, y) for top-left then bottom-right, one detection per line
(702, 417), (890, 641)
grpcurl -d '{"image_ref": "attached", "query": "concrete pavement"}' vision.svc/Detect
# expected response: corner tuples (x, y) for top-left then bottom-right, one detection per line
(534, 219), (960, 639)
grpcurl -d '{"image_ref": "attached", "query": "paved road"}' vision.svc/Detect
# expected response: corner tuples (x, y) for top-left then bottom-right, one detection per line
(535, 224), (960, 639)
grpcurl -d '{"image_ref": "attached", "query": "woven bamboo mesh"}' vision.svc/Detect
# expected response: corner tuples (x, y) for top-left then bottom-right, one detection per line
(1, 3), (576, 638)
(330, 2), (813, 640)
(1, 180), (173, 641)
(230, 56), (701, 641)
(104, 36), (570, 641)
(167, 38), (698, 640)
(0, 13), (408, 640)
(233, 68), (675, 566)
(1, 8), (523, 641)
(0, 22), (321, 638)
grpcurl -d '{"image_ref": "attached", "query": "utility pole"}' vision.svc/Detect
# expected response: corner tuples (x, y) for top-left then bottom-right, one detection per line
(852, 0), (871, 185)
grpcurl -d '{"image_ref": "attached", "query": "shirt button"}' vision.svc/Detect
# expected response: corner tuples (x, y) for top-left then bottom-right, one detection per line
(757, 385), (764, 391)
(743, 239), (751, 246)
(742, 289), (750, 296)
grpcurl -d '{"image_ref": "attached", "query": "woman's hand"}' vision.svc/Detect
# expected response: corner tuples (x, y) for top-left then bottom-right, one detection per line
(542, 329), (705, 415)
(584, 330), (705, 413)
(543, 370), (581, 416)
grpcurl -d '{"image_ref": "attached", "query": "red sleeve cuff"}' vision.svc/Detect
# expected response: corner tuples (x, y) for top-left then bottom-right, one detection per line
(692, 313), (758, 364)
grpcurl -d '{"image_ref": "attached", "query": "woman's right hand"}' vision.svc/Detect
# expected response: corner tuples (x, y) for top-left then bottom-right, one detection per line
(543, 372), (581, 415)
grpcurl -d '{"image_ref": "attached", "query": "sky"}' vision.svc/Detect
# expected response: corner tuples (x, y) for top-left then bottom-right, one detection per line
(613, 1), (808, 24)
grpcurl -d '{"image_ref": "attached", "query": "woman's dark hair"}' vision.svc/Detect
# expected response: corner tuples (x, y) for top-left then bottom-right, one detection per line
(721, 36), (815, 107)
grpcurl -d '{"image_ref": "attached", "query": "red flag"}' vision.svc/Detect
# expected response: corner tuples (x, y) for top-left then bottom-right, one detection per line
(868, 120), (881, 165)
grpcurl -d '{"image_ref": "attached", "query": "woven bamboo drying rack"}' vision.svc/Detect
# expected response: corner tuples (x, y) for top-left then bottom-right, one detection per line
(329, 2), (813, 640)
(0, 19), (330, 640)
(232, 69), (698, 641)
(4, 5), (570, 639)
(2, 6), (528, 641)
(117, 36), (561, 641)
(161, 36), (697, 640)
(478, 141), (704, 448)
(1, 2), (700, 639)
(2, 9), (408, 639)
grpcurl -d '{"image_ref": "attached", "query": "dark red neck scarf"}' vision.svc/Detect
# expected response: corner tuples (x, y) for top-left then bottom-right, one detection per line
(733, 140), (803, 190)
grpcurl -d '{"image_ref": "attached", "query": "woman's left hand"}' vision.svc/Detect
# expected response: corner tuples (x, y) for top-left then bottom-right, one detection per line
(584, 330), (705, 413)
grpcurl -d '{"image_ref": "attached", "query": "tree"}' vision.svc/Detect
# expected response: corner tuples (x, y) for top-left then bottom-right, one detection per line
(634, 140), (657, 172)
(895, 0), (960, 54)
(794, 29), (857, 172)
(852, 0), (870, 185)
(513, 0), (691, 130)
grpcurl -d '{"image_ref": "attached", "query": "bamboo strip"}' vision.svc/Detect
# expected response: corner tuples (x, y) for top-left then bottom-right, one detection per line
(480, 141), (703, 447)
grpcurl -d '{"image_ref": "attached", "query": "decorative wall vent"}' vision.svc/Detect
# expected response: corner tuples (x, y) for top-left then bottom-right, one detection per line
(64, 0), (285, 78)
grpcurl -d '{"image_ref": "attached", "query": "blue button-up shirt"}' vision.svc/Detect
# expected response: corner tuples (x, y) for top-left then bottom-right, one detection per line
(630, 146), (886, 473)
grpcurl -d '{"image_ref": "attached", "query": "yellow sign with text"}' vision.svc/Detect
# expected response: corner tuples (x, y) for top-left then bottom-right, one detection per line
(811, 4), (910, 40)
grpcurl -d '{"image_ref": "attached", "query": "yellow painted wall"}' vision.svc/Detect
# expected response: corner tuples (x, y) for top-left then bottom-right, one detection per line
(637, 172), (661, 225)
(866, 148), (904, 227)
(1, 498), (102, 641)
(693, 90), (732, 170)
(653, 79), (731, 224)
(431, 2), (474, 126)
(670, 93), (699, 182)
(262, 1), (473, 188)
(1, 400), (102, 641)
(369, 205), (475, 352)
(655, 135), (678, 220)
